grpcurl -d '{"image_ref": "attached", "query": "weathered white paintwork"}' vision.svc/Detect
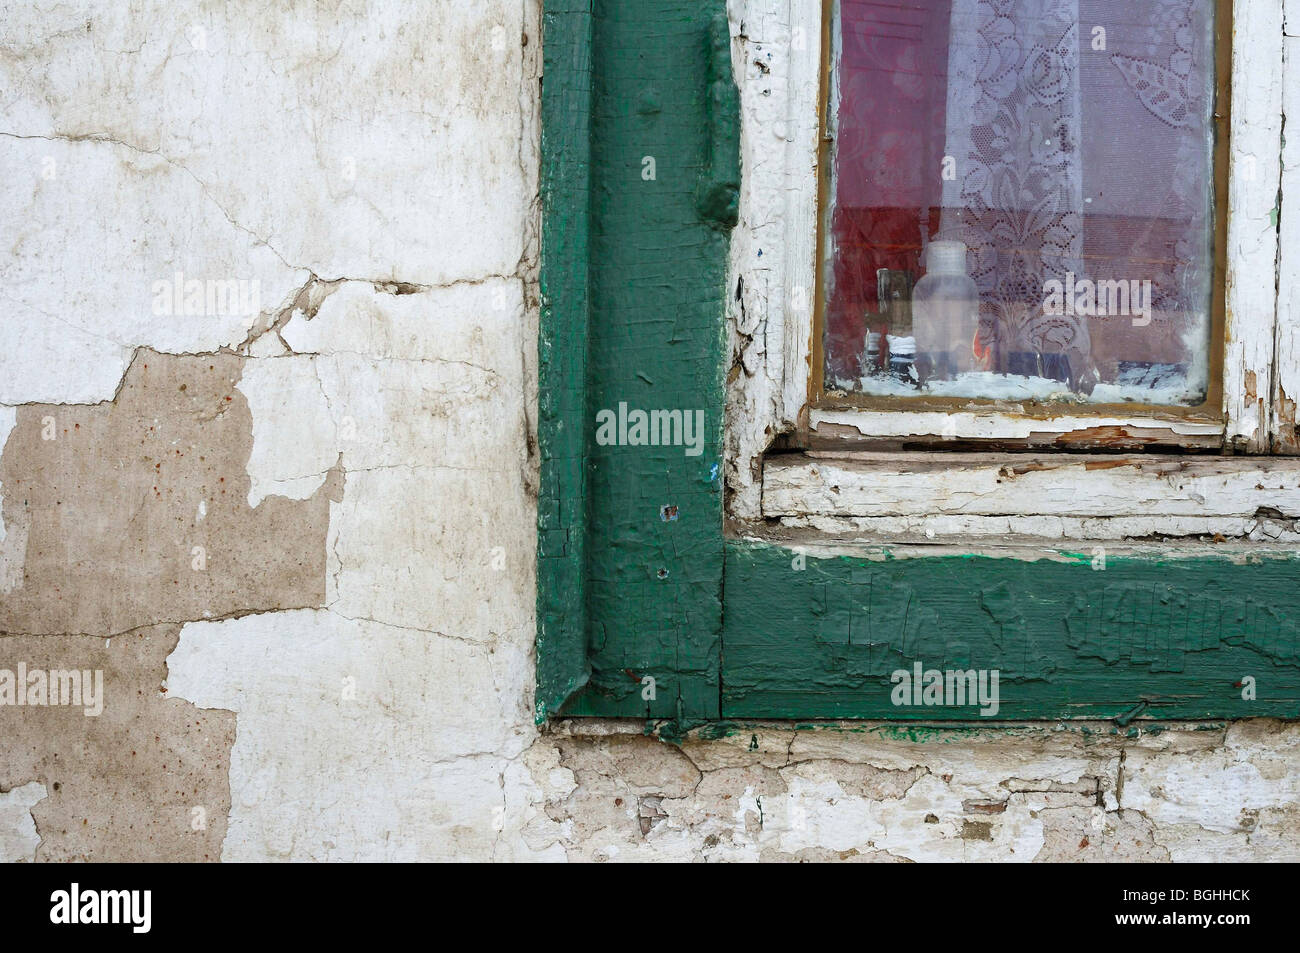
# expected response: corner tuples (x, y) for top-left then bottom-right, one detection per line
(728, 0), (1300, 544)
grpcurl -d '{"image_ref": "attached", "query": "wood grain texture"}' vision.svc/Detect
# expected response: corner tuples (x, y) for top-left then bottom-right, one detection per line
(1223, 0), (1284, 451)
(724, 0), (823, 520)
(763, 452), (1300, 525)
(536, 0), (595, 719)
(540, 0), (733, 718)
(1273, 24), (1300, 452)
(723, 539), (1300, 719)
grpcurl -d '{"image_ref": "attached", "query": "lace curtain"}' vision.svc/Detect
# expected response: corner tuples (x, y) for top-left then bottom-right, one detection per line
(826, 0), (1211, 395)
(922, 0), (1213, 394)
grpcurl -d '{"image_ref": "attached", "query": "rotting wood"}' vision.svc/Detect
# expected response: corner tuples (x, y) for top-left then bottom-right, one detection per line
(1272, 16), (1300, 453)
(740, 514), (1300, 549)
(1224, 0), (1284, 453)
(807, 409), (1223, 453)
(725, 0), (822, 521)
(762, 451), (1300, 542)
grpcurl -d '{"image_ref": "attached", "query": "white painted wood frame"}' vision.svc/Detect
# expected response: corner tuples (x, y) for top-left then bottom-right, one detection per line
(725, 0), (1299, 543)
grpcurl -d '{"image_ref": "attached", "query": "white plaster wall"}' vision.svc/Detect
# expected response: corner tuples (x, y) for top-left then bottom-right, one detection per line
(2, 0), (1297, 862)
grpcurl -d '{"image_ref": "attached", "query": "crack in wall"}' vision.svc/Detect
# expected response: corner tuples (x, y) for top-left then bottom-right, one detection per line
(524, 720), (1295, 862)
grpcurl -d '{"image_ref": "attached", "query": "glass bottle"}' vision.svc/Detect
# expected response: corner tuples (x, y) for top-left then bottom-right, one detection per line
(912, 240), (980, 384)
(878, 267), (916, 385)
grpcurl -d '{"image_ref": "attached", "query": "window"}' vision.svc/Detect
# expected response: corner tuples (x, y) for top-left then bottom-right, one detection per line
(538, 0), (1300, 724)
(729, 0), (1294, 536)
(820, 0), (1224, 410)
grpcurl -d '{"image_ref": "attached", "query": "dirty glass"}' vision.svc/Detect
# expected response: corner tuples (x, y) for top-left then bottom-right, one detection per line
(821, 0), (1218, 405)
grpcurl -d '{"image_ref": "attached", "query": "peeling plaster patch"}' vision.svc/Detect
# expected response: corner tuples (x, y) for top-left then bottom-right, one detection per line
(534, 725), (1300, 862)
(556, 735), (702, 797)
(166, 609), (533, 861)
(0, 352), (339, 636)
(275, 278), (532, 635)
(760, 846), (913, 863)
(0, 303), (135, 407)
(1120, 722), (1300, 859)
(0, 781), (46, 862)
(280, 279), (523, 362)
(1033, 807), (1168, 862)
(504, 746), (570, 861)
(0, 138), (305, 405)
(1123, 753), (1274, 834)
(240, 280), (525, 509)
(238, 358), (336, 506)
(0, 627), (233, 861)
(284, 280), (524, 478)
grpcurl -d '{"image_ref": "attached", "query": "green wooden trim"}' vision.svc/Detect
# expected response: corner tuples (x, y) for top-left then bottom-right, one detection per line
(537, 1), (1300, 724)
(537, 0), (733, 719)
(695, 12), (741, 230)
(723, 541), (1300, 720)
(536, 0), (596, 720)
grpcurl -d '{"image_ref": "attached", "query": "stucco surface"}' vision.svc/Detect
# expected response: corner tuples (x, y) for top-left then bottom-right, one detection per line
(0, 0), (1296, 862)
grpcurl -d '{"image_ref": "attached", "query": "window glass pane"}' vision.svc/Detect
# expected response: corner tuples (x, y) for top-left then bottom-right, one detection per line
(822, 0), (1217, 405)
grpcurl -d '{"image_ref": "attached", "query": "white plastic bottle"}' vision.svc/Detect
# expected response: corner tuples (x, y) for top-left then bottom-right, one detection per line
(912, 240), (980, 383)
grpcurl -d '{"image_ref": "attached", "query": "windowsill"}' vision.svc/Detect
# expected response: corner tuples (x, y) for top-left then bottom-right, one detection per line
(735, 450), (1300, 547)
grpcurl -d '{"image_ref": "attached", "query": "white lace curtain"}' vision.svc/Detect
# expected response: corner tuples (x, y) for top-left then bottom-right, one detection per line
(938, 0), (1213, 391)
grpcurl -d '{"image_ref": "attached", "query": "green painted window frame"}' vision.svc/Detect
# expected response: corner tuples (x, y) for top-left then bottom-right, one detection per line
(536, 0), (1300, 725)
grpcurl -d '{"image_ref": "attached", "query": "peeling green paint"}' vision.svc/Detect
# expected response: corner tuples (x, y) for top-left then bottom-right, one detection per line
(538, 2), (1300, 725)
(536, 0), (596, 721)
(694, 12), (741, 229)
(724, 541), (1300, 719)
(538, 0), (733, 719)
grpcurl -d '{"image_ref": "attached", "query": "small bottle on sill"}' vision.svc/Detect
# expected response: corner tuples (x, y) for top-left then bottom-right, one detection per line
(913, 240), (979, 385)
(887, 334), (916, 382)
(877, 267), (917, 386)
